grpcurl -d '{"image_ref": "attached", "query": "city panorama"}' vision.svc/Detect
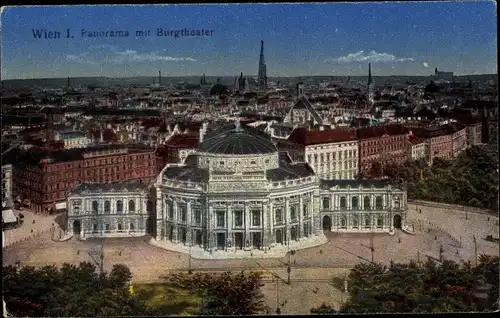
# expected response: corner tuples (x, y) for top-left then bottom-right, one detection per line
(2, 2), (498, 316)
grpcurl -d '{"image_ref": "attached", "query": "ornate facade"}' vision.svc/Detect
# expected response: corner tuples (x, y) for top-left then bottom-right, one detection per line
(66, 182), (152, 239)
(153, 122), (408, 256)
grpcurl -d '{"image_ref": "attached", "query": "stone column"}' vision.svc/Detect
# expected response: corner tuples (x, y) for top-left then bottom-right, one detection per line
(298, 196), (304, 239)
(156, 192), (164, 240)
(227, 203), (233, 251)
(244, 203), (251, 250)
(186, 200), (192, 245)
(172, 201), (178, 243)
(262, 203), (267, 249)
(268, 201), (274, 246)
(207, 203), (213, 250)
(285, 198), (290, 245)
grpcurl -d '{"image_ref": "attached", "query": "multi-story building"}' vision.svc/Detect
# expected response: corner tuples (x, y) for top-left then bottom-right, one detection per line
(54, 130), (92, 149)
(455, 117), (482, 147)
(66, 182), (152, 239)
(286, 127), (358, 180)
(6, 145), (157, 214)
(151, 122), (407, 257)
(448, 122), (467, 157)
(1, 163), (13, 209)
(411, 123), (467, 165)
(357, 124), (410, 177)
(406, 135), (426, 162)
(60, 122), (408, 259)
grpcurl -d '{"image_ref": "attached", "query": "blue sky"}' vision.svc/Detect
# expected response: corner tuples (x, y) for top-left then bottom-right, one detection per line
(1, 2), (497, 79)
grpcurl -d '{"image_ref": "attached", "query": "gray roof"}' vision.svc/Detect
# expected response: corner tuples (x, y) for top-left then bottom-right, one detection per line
(163, 166), (209, 183)
(69, 181), (148, 195)
(198, 123), (277, 155)
(291, 96), (324, 124)
(266, 152), (315, 181)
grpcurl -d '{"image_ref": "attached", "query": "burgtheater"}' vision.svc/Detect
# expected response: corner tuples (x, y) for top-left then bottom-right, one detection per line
(66, 122), (408, 259)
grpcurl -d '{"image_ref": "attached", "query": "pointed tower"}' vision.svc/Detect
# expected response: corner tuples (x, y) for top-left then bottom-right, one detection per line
(257, 40), (268, 94)
(367, 63), (374, 105)
(159, 70), (162, 86)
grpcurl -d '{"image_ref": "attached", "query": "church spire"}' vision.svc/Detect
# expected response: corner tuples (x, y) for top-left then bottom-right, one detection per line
(368, 63), (372, 85)
(257, 40), (267, 94)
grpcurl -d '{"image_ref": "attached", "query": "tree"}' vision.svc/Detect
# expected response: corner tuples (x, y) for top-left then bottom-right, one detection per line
(3, 262), (153, 317)
(312, 256), (499, 313)
(164, 271), (266, 315)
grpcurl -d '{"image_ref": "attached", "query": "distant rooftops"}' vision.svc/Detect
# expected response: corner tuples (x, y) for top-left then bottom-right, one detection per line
(288, 127), (357, 146)
(69, 181), (149, 195)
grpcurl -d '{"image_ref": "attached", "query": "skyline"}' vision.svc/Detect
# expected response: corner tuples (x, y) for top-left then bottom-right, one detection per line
(1, 2), (497, 80)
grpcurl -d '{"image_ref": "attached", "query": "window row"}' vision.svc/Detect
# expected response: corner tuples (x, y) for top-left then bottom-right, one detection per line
(335, 216), (384, 228)
(91, 222), (135, 233)
(73, 199), (137, 214)
(322, 196), (400, 210)
(307, 150), (357, 163)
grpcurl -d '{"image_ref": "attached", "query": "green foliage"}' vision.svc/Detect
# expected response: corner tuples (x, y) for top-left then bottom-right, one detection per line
(3, 262), (153, 317)
(389, 145), (498, 210)
(164, 271), (266, 315)
(310, 303), (338, 314)
(311, 256), (499, 313)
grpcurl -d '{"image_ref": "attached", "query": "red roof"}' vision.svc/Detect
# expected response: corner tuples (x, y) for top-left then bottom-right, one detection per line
(288, 127), (357, 146)
(407, 135), (425, 145)
(165, 133), (199, 149)
(356, 124), (409, 140)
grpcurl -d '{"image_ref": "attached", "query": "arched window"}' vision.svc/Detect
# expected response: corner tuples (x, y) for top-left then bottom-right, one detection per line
(128, 200), (135, 212)
(377, 217), (383, 228)
(130, 222), (135, 230)
(352, 217), (359, 228)
(116, 200), (123, 213)
(340, 217), (347, 229)
(340, 197), (347, 210)
(147, 200), (154, 212)
(104, 200), (111, 213)
(364, 196), (371, 210)
(72, 201), (80, 215)
(322, 197), (330, 210)
(365, 217), (371, 228)
(394, 197), (401, 209)
(92, 200), (98, 213)
(351, 196), (359, 209)
(117, 223), (123, 231)
(375, 196), (383, 209)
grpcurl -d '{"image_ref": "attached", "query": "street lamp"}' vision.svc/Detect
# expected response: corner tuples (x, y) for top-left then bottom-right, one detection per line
(188, 242), (192, 274)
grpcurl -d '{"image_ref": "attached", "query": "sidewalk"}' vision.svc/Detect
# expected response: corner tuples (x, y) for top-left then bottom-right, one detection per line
(2, 209), (60, 248)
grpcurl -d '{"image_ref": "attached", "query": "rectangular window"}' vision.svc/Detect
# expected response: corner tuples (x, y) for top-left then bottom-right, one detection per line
(252, 210), (261, 226)
(179, 205), (186, 222)
(216, 211), (225, 227)
(167, 202), (173, 220)
(290, 206), (297, 221)
(303, 203), (308, 218)
(234, 210), (243, 227)
(194, 209), (202, 225)
(275, 208), (282, 223)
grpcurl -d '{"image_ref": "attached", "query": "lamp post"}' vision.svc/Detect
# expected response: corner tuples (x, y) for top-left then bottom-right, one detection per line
(473, 235), (478, 266)
(188, 242), (192, 274)
(287, 235), (291, 285)
(275, 278), (281, 314)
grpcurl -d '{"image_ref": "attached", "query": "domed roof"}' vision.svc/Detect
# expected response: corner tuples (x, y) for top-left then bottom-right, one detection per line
(198, 122), (277, 155)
